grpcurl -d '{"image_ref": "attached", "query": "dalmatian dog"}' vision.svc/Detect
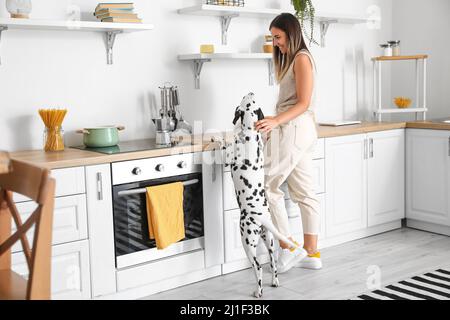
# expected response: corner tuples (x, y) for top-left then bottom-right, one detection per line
(215, 93), (298, 298)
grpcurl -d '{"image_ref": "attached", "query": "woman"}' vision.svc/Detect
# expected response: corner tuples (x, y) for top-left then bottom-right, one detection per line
(255, 13), (321, 274)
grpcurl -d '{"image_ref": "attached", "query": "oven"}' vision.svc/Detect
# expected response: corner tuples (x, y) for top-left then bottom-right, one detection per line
(111, 153), (206, 269)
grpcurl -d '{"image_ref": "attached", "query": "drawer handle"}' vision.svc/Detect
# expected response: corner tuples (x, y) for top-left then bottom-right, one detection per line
(96, 172), (103, 201)
(369, 138), (374, 158)
(364, 139), (368, 159)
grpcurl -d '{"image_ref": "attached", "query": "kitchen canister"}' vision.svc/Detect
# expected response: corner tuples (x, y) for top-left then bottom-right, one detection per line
(263, 35), (273, 53)
(6, 0), (32, 19)
(388, 40), (401, 56)
(380, 43), (392, 56)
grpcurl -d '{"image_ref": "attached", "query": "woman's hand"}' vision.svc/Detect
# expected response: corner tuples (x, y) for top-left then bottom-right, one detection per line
(255, 116), (279, 133)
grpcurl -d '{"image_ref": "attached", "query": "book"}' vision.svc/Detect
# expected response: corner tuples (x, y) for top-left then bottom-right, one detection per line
(95, 3), (134, 11)
(96, 12), (139, 19)
(101, 17), (142, 23)
(94, 8), (134, 16)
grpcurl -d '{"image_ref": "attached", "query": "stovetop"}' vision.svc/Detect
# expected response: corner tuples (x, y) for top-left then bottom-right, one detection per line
(71, 139), (178, 155)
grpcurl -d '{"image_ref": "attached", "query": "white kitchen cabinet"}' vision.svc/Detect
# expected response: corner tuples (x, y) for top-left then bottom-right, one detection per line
(12, 240), (91, 300)
(326, 130), (406, 237)
(367, 129), (405, 226)
(85, 164), (116, 298)
(325, 134), (368, 237)
(406, 129), (450, 226)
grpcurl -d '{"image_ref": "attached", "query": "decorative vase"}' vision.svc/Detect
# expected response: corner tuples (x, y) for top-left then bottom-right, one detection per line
(6, 0), (32, 19)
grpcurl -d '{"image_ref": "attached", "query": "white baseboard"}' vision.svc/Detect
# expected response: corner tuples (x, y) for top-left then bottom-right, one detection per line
(221, 254), (270, 275)
(317, 220), (402, 249)
(95, 265), (222, 300)
(406, 219), (450, 236)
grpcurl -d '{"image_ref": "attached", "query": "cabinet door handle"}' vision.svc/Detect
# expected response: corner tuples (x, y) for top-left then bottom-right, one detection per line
(96, 172), (103, 201)
(369, 138), (374, 158)
(448, 137), (450, 157)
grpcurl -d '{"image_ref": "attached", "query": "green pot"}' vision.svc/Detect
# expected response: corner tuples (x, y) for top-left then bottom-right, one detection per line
(76, 125), (125, 148)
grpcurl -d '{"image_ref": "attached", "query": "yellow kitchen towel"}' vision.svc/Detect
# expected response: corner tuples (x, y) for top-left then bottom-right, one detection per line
(146, 182), (185, 250)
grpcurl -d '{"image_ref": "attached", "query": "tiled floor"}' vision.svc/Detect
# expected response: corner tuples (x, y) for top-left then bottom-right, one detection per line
(142, 227), (450, 300)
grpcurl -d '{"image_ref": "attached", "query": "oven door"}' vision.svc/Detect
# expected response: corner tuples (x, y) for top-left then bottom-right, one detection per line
(112, 172), (204, 269)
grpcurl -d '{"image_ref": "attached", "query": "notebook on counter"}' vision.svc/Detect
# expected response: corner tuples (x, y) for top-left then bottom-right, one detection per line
(319, 120), (362, 127)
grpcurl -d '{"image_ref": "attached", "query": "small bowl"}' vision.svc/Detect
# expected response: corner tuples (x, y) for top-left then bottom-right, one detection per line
(394, 97), (412, 109)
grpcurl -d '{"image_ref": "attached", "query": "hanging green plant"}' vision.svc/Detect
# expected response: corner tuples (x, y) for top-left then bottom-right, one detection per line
(291, 0), (319, 46)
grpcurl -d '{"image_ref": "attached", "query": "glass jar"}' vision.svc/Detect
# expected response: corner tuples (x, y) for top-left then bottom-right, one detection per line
(43, 126), (65, 151)
(380, 43), (392, 56)
(388, 40), (401, 56)
(263, 35), (273, 53)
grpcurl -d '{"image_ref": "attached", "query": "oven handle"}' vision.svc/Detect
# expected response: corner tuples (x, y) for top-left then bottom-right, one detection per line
(117, 179), (199, 197)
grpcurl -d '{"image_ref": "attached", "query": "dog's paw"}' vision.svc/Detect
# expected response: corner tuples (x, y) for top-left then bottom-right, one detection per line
(272, 278), (279, 287)
(253, 291), (263, 298)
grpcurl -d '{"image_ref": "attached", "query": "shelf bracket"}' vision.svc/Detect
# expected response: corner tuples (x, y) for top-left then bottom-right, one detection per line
(268, 59), (274, 86)
(0, 26), (8, 65)
(220, 15), (238, 46)
(193, 59), (211, 89)
(105, 30), (122, 65)
(319, 20), (337, 48)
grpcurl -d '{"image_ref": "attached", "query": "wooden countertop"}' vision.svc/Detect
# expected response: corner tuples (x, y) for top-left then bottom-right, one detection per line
(0, 151), (11, 174)
(10, 121), (450, 170)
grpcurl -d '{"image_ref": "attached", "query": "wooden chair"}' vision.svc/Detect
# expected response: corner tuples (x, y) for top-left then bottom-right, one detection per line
(0, 160), (55, 300)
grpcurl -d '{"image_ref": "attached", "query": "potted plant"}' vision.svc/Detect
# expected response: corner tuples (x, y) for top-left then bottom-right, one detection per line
(291, 0), (319, 46)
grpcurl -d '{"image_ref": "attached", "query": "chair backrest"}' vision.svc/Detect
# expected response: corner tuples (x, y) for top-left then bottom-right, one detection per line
(0, 160), (55, 299)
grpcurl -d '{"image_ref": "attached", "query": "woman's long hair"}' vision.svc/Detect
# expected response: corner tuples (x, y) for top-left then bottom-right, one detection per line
(270, 13), (315, 82)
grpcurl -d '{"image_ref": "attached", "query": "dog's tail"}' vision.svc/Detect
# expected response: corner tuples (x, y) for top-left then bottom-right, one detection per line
(257, 216), (299, 250)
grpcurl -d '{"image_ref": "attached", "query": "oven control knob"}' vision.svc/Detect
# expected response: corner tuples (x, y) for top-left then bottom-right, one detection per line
(177, 161), (187, 169)
(132, 167), (142, 175)
(155, 164), (165, 172)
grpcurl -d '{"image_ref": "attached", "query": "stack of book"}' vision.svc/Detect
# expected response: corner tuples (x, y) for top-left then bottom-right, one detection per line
(94, 3), (142, 23)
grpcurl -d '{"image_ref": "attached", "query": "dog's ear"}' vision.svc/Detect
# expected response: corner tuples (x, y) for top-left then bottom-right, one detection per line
(233, 110), (244, 125)
(255, 108), (265, 121)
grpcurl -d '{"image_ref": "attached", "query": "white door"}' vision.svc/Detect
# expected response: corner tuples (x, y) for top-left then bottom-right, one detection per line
(85, 164), (117, 297)
(325, 134), (368, 237)
(406, 129), (450, 226)
(367, 129), (405, 226)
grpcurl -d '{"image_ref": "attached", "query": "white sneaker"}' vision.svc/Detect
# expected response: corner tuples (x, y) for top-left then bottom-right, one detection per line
(277, 246), (308, 274)
(296, 251), (322, 270)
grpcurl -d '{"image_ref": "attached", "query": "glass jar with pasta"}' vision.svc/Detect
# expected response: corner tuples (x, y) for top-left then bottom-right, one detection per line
(39, 109), (67, 152)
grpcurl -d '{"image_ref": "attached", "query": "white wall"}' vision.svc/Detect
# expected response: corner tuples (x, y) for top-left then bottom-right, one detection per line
(0, 0), (392, 151)
(390, 0), (450, 121)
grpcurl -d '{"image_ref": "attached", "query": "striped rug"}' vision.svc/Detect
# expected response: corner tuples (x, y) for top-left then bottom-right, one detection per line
(353, 268), (450, 300)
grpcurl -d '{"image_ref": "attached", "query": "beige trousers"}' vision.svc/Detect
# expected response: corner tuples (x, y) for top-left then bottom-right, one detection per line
(264, 111), (320, 236)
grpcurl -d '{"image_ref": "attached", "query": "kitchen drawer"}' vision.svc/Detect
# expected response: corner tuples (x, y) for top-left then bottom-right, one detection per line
(14, 166), (86, 202)
(12, 194), (88, 253)
(12, 240), (91, 300)
(313, 139), (325, 160)
(116, 250), (205, 291)
(222, 138), (324, 173)
(281, 159), (325, 200)
(289, 193), (326, 240)
(223, 209), (269, 263)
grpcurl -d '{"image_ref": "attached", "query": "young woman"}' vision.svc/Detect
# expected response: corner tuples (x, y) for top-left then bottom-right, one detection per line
(255, 13), (322, 274)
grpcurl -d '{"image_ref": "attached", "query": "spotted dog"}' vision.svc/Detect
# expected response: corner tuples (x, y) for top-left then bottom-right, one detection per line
(218, 93), (297, 298)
